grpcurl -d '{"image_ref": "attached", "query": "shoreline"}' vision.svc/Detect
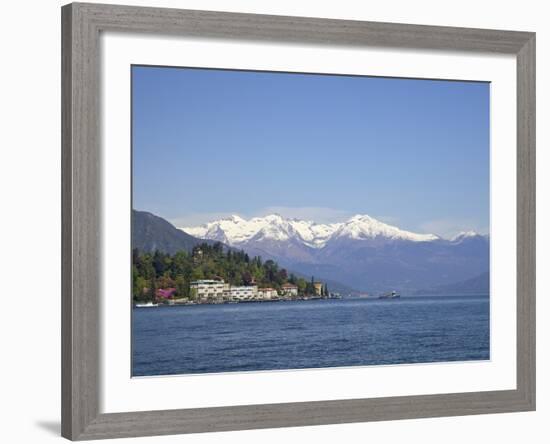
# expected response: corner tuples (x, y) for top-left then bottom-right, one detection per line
(134, 295), (341, 308)
(133, 294), (490, 308)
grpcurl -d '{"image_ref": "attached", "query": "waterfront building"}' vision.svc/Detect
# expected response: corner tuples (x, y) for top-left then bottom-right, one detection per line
(222, 282), (231, 301)
(230, 285), (258, 301)
(313, 282), (323, 296)
(257, 287), (278, 300)
(281, 283), (298, 297)
(190, 279), (226, 302)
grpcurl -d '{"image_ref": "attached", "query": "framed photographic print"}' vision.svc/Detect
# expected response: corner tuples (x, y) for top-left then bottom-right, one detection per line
(61, 2), (535, 440)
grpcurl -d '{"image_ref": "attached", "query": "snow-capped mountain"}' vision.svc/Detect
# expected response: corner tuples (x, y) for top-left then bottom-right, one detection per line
(329, 214), (439, 243)
(184, 214), (327, 247)
(182, 213), (440, 248)
(450, 230), (488, 243)
(180, 213), (488, 294)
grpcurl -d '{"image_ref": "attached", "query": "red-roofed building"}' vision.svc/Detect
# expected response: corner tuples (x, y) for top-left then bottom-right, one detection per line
(257, 287), (278, 300)
(281, 283), (298, 297)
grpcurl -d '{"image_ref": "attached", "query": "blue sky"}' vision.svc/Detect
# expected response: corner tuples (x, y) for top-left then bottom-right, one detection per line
(132, 66), (490, 238)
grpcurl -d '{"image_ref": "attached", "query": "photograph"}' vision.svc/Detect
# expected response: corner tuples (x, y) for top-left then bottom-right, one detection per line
(131, 65), (490, 377)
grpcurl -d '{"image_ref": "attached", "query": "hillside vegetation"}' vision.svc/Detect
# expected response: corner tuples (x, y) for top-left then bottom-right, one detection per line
(132, 242), (326, 302)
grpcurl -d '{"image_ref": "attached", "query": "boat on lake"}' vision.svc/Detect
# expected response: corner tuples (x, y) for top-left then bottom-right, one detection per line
(135, 302), (159, 308)
(378, 291), (401, 299)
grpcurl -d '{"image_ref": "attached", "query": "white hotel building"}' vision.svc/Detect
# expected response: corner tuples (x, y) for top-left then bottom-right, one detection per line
(229, 285), (258, 301)
(191, 279), (260, 302)
(190, 279), (228, 302)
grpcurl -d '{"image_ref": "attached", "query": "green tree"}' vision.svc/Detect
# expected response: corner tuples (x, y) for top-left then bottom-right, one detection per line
(149, 277), (157, 302)
(297, 278), (307, 295)
(133, 275), (148, 302)
(152, 250), (167, 275)
(175, 275), (187, 298)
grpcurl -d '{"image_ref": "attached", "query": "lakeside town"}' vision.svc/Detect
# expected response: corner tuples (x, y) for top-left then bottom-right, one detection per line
(136, 278), (341, 307)
(133, 242), (340, 307)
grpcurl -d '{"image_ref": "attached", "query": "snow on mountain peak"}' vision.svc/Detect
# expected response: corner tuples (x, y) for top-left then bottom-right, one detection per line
(333, 214), (439, 242)
(451, 230), (481, 242)
(262, 213), (285, 223)
(349, 214), (375, 222)
(224, 214), (245, 223)
(181, 213), (439, 247)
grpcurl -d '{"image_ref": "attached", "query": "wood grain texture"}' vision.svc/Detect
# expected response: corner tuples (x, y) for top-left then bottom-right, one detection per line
(62, 3), (101, 440)
(516, 34), (536, 410)
(75, 2), (532, 53)
(61, 2), (536, 440)
(76, 390), (532, 440)
(61, 5), (74, 438)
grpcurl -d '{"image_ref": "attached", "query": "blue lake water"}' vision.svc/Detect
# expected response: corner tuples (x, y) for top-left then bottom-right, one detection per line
(132, 296), (489, 376)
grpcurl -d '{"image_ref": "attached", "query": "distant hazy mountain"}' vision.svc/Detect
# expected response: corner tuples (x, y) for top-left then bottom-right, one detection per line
(132, 210), (217, 254)
(182, 214), (489, 293)
(414, 271), (490, 296)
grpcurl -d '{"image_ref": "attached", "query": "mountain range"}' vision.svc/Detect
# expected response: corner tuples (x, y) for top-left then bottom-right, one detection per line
(181, 213), (490, 294)
(183, 213), (439, 248)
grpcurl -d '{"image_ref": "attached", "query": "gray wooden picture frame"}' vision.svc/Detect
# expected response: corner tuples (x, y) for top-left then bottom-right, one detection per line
(61, 2), (536, 440)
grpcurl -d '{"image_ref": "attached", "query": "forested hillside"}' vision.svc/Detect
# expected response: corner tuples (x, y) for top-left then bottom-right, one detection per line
(132, 242), (326, 302)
